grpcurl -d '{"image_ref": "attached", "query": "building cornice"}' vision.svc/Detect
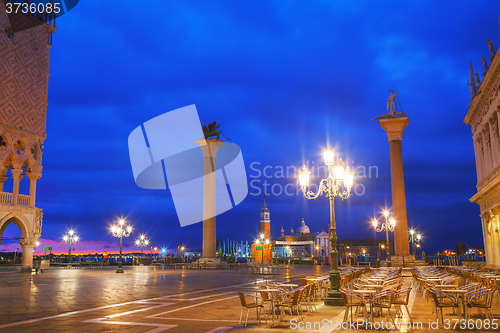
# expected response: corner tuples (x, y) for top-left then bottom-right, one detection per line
(464, 51), (500, 128)
(0, 124), (46, 142)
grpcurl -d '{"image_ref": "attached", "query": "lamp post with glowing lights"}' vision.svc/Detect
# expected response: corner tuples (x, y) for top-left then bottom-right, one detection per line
(372, 210), (396, 267)
(255, 233), (271, 265)
(177, 246), (185, 258)
(298, 147), (354, 306)
(63, 229), (79, 266)
(150, 246), (158, 264)
(111, 219), (132, 273)
(135, 235), (149, 265)
(409, 229), (422, 260)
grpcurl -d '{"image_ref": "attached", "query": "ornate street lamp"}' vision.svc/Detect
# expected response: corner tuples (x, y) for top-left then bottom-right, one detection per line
(63, 229), (79, 267)
(298, 146), (354, 306)
(177, 245), (185, 258)
(135, 235), (149, 266)
(255, 233), (271, 265)
(111, 219), (132, 273)
(409, 229), (422, 260)
(372, 210), (396, 267)
(150, 246), (158, 265)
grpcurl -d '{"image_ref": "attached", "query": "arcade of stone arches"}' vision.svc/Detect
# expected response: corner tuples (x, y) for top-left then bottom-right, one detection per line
(0, 128), (44, 272)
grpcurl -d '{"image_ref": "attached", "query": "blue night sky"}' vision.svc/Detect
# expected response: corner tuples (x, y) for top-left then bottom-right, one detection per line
(2, 0), (499, 255)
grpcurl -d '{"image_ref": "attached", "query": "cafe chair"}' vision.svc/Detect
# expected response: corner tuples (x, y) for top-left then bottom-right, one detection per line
(237, 292), (266, 327)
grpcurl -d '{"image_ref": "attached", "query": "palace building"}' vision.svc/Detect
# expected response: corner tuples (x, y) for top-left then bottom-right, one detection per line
(273, 218), (329, 259)
(0, 4), (56, 272)
(464, 25), (500, 266)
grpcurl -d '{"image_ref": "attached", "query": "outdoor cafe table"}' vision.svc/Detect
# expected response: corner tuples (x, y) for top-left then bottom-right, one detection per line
(434, 285), (458, 289)
(259, 288), (281, 326)
(352, 289), (377, 321)
(361, 284), (384, 291)
(441, 289), (468, 319)
(306, 278), (327, 299)
(366, 278), (384, 284)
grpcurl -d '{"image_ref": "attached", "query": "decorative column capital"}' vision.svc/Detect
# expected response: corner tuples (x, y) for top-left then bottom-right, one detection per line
(20, 238), (38, 247)
(11, 168), (23, 178)
(194, 139), (226, 158)
(27, 172), (42, 181)
(378, 116), (409, 141)
(476, 136), (484, 154)
(481, 211), (491, 222)
(0, 175), (7, 183)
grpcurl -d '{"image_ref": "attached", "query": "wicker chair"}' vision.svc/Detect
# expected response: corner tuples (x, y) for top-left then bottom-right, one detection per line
(429, 288), (461, 324)
(391, 287), (413, 323)
(465, 288), (495, 320)
(340, 287), (368, 323)
(276, 288), (303, 322)
(237, 292), (266, 327)
(371, 290), (396, 325)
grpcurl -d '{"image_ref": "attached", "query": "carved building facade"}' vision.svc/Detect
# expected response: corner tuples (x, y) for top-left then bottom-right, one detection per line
(464, 29), (500, 266)
(0, 2), (55, 272)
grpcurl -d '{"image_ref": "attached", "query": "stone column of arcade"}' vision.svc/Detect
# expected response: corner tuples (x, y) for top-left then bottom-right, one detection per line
(27, 172), (42, 207)
(379, 117), (410, 256)
(11, 168), (23, 205)
(194, 138), (226, 262)
(20, 239), (36, 272)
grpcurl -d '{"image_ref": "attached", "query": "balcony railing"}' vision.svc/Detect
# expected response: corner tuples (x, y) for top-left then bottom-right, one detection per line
(0, 192), (30, 206)
(0, 192), (12, 204)
(17, 194), (30, 206)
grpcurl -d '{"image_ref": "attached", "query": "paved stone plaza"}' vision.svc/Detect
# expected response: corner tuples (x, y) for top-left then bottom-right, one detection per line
(0, 266), (498, 333)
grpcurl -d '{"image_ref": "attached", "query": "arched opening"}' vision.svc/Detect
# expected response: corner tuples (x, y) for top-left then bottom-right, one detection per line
(0, 214), (34, 272)
(0, 222), (22, 265)
(0, 215), (28, 245)
(1, 166), (13, 193)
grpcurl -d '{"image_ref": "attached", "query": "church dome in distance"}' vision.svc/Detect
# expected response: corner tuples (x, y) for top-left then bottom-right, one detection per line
(297, 218), (310, 235)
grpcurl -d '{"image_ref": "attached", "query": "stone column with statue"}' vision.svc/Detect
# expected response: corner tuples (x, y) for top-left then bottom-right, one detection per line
(194, 121), (230, 262)
(372, 90), (410, 257)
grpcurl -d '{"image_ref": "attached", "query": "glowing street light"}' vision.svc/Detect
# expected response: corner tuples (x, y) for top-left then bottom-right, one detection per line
(372, 209), (396, 267)
(298, 146), (354, 306)
(63, 229), (78, 267)
(177, 245), (186, 259)
(409, 229), (422, 259)
(255, 233), (272, 265)
(149, 245), (158, 265)
(111, 218), (132, 273)
(135, 235), (149, 265)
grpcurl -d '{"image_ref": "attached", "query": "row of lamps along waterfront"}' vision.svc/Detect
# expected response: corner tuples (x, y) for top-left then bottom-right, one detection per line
(37, 221), (184, 272)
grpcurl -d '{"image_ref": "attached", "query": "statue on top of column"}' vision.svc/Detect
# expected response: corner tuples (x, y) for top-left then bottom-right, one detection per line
(475, 71), (481, 87)
(487, 39), (496, 61)
(202, 121), (231, 141)
(371, 89), (407, 121)
(387, 90), (398, 114)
